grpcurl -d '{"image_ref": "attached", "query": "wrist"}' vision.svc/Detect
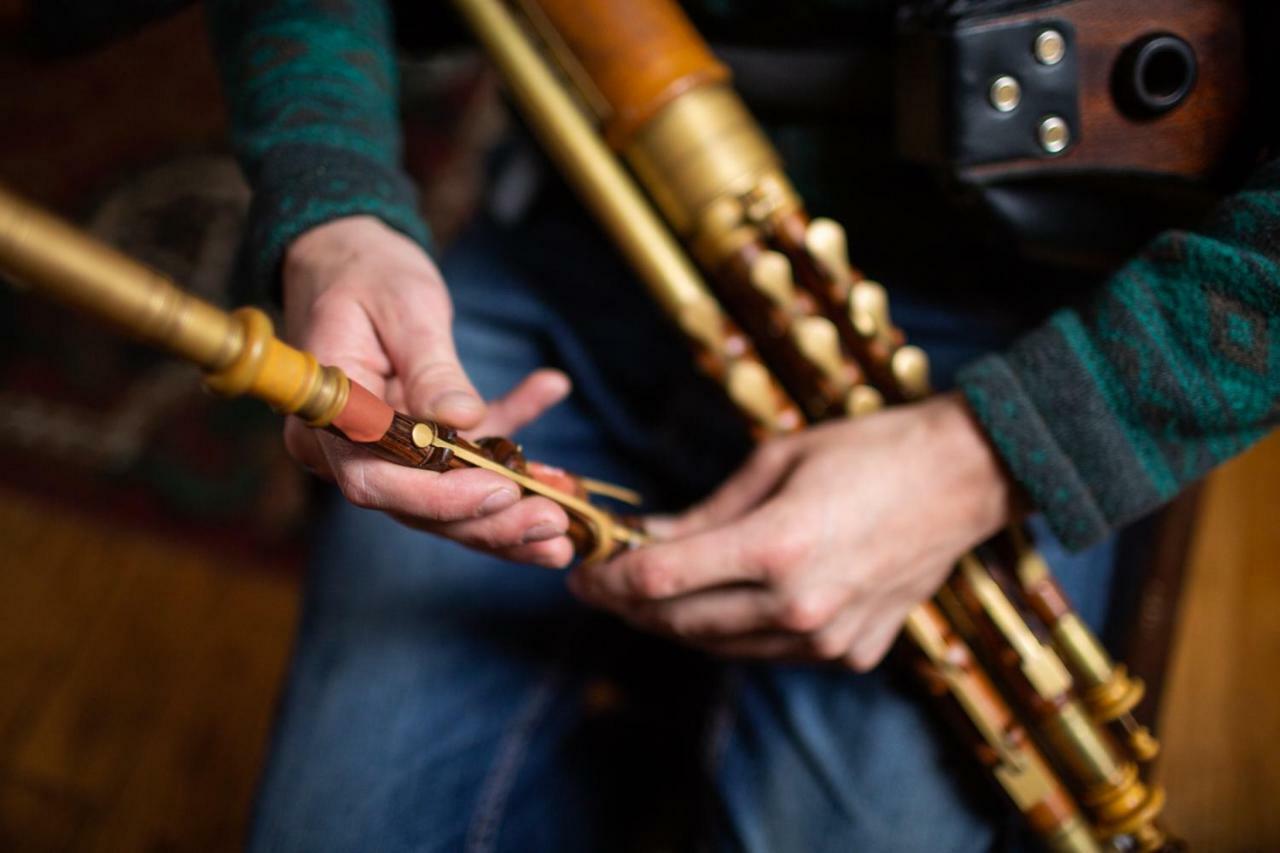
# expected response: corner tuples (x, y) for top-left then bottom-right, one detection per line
(921, 391), (1017, 542)
(282, 215), (438, 314)
(284, 215), (389, 276)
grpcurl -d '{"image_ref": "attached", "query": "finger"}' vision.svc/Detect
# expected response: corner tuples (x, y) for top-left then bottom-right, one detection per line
(391, 512), (573, 570)
(844, 611), (907, 673)
(620, 586), (779, 640)
(283, 418), (335, 482)
(472, 369), (572, 437)
(803, 606), (866, 662)
(425, 495), (569, 552)
(498, 537), (575, 569)
(321, 438), (521, 522)
(654, 439), (796, 539)
(577, 518), (764, 602)
(369, 281), (486, 429)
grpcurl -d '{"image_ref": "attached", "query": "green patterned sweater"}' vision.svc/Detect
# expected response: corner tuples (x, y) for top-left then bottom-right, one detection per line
(207, 0), (1280, 551)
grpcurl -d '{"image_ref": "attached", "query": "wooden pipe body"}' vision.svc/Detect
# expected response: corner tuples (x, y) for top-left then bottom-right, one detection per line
(521, 0), (728, 148)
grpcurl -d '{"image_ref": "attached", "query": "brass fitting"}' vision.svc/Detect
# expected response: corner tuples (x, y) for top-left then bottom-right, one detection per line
(625, 84), (800, 256)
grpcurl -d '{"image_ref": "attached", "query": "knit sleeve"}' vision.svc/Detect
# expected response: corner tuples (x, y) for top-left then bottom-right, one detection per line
(958, 160), (1280, 551)
(205, 0), (432, 302)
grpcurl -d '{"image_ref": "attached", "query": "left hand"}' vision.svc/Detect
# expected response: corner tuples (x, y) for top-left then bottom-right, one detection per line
(568, 393), (1016, 671)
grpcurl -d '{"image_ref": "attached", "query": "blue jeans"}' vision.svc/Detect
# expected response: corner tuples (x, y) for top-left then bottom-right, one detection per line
(248, 212), (1118, 852)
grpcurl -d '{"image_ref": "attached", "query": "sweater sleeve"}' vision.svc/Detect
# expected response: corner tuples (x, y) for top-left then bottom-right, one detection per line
(958, 159), (1280, 551)
(205, 0), (432, 302)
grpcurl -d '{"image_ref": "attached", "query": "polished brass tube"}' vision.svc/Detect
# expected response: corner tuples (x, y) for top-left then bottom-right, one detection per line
(625, 84), (797, 237)
(0, 185), (242, 371)
(0, 185), (349, 427)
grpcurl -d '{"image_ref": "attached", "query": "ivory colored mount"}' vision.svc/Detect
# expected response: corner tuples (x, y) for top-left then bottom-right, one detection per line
(746, 246), (884, 419)
(801, 217), (932, 403)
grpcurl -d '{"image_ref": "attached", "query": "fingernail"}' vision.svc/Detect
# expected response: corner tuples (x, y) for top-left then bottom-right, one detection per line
(523, 521), (564, 543)
(479, 488), (519, 515)
(433, 391), (483, 417)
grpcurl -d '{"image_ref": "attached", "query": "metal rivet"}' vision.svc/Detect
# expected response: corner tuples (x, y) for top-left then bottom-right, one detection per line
(411, 421), (435, 448)
(989, 75), (1022, 112)
(1038, 115), (1071, 154)
(1035, 29), (1066, 65)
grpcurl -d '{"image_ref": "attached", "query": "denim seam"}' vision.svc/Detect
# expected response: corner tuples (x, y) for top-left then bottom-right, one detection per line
(703, 669), (749, 853)
(464, 668), (562, 853)
(703, 669), (741, 781)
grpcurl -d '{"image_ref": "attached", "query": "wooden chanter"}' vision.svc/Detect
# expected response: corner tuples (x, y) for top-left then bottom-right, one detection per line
(448, 0), (1183, 848)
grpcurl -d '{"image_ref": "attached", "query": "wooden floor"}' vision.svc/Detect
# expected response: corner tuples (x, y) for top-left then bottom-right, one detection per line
(0, 436), (1277, 851)
(0, 492), (297, 852)
(1157, 432), (1280, 849)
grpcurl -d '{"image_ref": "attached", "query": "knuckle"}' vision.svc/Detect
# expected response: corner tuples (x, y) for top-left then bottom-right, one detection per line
(336, 469), (378, 510)
(808, 629), (849, 661)
(630, 557), (677, 599)
(471, 524), (510, 551)
(776, 591), (833, 633)
(757, 532), (811, 584)
(848, 647), (880, 673)
(753, 440), (789, 471)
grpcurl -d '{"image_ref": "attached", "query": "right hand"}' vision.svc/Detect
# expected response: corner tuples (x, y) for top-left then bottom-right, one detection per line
(280, 215), (575, 568)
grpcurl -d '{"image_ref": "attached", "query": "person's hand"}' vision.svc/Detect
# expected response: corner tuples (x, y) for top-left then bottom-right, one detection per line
(280, 215), (574, 568)
(569, 393), (1016, 669)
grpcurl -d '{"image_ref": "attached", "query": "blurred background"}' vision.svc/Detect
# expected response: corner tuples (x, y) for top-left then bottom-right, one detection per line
(0, 2), (1276, 851)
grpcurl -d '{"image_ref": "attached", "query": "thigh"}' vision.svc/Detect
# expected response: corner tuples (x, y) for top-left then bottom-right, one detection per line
(709, 664), (1000, 853)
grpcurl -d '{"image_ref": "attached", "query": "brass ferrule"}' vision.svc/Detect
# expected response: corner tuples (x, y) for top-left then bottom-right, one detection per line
(1089, 768), (1167, 847)
(204, 308), (350, 427)
(624, 84), (800, 249)
(1044, 816), (1104, 853)
(1056, 619), (1148, 726)
(1036, 703), (1165, 845)
(1038, 701), (1127, 791)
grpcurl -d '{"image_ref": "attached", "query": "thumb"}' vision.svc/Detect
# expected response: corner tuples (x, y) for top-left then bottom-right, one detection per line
(372, 285), (486, 430)
(472, 369), (572, 437)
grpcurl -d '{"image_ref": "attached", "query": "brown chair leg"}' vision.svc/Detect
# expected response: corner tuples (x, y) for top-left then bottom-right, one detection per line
(1111, 485), (1204, 734)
